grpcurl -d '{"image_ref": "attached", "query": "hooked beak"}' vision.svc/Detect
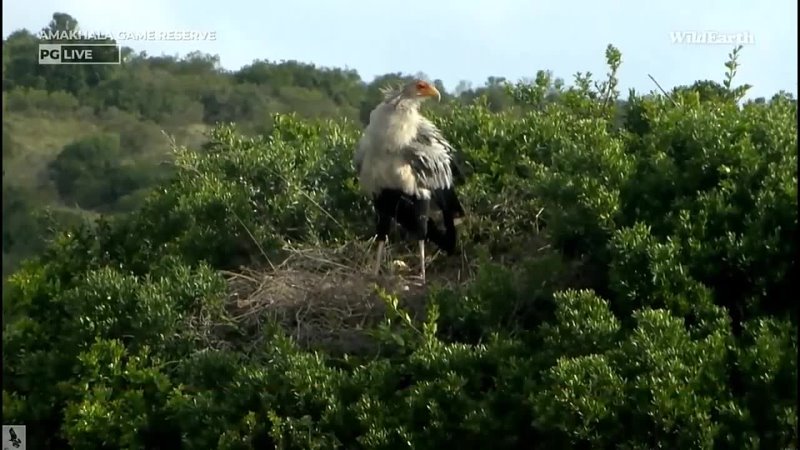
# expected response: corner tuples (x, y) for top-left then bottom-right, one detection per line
(419, 84), (441, 102)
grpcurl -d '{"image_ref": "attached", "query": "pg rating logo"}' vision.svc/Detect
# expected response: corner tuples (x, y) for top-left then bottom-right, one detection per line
(38, 43), (121, 65)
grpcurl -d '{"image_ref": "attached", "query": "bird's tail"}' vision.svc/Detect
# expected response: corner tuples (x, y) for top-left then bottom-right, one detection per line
(442, 188), (466, 223)
(433, 188), (465, 254)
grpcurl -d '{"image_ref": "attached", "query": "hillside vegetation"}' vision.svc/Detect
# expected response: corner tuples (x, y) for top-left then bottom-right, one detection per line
(3, 12), (514, 280)
(3, 12), (798, 450)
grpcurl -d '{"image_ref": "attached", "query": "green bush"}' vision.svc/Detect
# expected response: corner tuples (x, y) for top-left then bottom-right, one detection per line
(4, 87), (81, 113)
(48, 133), (160, 210)
(3, 45), (797, 449)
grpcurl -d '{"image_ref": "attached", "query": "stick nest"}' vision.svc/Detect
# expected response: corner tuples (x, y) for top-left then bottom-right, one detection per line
(222, 241), (473, 355)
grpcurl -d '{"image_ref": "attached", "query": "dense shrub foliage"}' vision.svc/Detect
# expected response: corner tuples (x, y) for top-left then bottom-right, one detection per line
(3, 43), (797, 450)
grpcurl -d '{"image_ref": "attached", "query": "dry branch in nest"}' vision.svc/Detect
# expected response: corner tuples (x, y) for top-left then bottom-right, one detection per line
(222, 240), (473, 355)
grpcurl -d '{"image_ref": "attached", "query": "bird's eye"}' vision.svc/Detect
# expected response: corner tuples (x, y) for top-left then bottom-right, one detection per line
(416, 81), (426, 89)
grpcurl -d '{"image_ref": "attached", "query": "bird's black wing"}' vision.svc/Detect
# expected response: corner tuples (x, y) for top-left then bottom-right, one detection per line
(402, 119), (466, 219)
(403, 119), (461, 191)
(418, 120), (466, 184)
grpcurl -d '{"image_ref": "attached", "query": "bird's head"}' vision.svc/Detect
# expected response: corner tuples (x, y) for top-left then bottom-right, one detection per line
(399, 79), (441, 103)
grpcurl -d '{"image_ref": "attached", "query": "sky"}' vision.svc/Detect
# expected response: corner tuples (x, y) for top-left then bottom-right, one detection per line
(3, 0), (797, 99)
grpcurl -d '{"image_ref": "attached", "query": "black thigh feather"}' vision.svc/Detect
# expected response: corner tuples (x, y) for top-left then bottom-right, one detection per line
(373, 188), (463, 255)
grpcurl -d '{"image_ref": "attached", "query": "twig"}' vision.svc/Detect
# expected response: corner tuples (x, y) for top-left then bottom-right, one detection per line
(647, 74), (678, 106)
(220, 270), (259, 283)
(160, 129), (178, 148)
(297, 188), (347, 232)
(231, 210), (276, 271)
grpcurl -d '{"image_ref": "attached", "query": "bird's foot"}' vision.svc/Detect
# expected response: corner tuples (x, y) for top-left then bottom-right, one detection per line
(404, 274), (426, 288)
(406, 266), (426, 285)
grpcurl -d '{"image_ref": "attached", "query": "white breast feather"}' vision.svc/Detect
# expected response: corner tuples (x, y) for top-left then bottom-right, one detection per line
(357, 105), (433, 199)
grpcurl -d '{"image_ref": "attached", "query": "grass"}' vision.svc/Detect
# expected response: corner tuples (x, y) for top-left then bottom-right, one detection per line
(1, 111), (213, 282)
(3, 114), (101, 191)
(3, 111), (212, 198)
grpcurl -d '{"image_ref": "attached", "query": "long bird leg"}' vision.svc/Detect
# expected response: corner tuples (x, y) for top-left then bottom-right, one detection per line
(415, 197), (431, 283)
(373, 239), (385, 275)
(372, 192), (394, 277)
(419, 240), (426, 282)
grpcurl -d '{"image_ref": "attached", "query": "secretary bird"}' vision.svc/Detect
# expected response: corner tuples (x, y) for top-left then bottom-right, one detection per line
(353, 79), (466, 282)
